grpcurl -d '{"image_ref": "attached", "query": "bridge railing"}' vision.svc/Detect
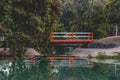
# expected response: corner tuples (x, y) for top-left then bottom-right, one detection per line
(51, 32), (94, 43)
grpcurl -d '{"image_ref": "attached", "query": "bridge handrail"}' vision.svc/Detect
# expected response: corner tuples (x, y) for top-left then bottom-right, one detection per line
(53, 36), (92, 38)
(51, 32), (94, 43)
(53, 32), (93, 34)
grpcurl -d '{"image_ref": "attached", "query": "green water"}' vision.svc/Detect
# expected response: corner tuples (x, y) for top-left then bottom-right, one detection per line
(0, 59), (120, 80)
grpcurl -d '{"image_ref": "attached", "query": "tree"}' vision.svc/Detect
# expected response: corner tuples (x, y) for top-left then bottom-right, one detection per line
(105, 0), (120, 35)
(0, 0), (64, 59)
(60, 0), (120, 38)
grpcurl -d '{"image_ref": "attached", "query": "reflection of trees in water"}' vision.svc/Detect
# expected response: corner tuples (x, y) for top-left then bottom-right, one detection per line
(1, 60), (120, 80)
(0, 58), (52, 80)
(58, 64), (120, 80)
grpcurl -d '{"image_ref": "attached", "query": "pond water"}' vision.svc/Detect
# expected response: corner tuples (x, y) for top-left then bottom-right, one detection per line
(0, 58), (120, 80)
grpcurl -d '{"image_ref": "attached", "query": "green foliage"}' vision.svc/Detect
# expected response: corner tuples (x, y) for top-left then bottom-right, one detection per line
(96, 52), (110, 59)
(106, 0), (120, 24)
(0, 0), (64, 58)
(112, 52), (120, 60)
(95, 52), (120, 60)
(66, 51), (72, 55)
(61, 0), (120, 38)
(88, 54), (93, 59)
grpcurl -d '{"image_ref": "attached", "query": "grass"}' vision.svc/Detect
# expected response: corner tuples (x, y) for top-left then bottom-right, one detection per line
(88, 52), (120, 60)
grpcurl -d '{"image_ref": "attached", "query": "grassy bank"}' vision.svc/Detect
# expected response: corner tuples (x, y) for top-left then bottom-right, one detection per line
(88, 52), (120, 60)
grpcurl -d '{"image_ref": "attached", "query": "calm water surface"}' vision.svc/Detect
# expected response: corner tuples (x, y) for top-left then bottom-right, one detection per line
(0, 58), (120, 80)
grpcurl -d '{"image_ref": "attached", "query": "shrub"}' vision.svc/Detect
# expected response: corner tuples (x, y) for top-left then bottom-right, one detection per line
(96, 52), (109, 59)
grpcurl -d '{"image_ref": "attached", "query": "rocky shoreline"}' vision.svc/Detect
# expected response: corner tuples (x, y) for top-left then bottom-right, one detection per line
(72, 36), (120, 58)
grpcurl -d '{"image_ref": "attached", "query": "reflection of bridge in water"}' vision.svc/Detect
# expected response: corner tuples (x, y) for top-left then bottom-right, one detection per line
(27, 56), (93, 67)
(47, 56), (93, 67)
(48, 59), (93, 67)
(91, 59), (120, 75)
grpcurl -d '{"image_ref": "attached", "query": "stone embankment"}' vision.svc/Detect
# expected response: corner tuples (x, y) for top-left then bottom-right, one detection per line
(72, 36), (120, 58)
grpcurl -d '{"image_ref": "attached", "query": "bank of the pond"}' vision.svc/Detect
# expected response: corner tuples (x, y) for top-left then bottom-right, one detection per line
(90, 58), (120, 65)
(72, 36), (120, 58)
(0, 48), (41, 59)
(72, 47), (120, 58)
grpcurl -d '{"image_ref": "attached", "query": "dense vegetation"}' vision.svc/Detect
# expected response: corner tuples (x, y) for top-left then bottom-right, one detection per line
(0, 0), (120, 57)
(61, 0), (120, 38)
(0, 0), (64, 58)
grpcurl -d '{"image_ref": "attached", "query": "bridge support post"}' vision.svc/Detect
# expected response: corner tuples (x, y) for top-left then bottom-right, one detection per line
(69, 58), (74, 67)
(31, 56), (35, 65)
(88, 61), (93, 67)
(50, 58), (54, 66)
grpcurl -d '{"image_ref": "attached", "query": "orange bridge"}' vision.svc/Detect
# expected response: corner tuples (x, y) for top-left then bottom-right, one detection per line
(51, 32), (94, 43)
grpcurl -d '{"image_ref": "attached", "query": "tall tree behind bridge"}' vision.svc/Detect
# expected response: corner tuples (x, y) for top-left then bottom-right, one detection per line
(61, 0), (120, 38)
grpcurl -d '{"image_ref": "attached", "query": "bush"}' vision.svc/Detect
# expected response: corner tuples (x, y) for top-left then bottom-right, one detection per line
(88, 54), (93, 59)
(96, 52), (110, 59)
